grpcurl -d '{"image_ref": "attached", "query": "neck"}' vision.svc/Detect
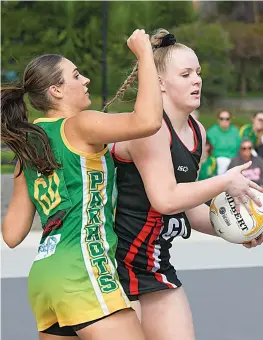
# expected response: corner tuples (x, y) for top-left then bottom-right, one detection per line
(219, 125), (229, 131)
(46, 104), (80, 119)
(163, 96), (192, 132)
(241, 154), (251, 162)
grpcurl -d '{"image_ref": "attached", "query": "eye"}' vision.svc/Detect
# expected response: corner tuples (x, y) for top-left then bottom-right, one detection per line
(75, 73), (80, 79)
(197, 71), (202, 76)
(182, 74), (189, 78)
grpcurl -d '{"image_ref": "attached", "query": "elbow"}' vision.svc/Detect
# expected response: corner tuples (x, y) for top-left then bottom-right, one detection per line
(2, 233), (20, 249)
(141, 119), (162, 137)
(151, 199), (185, 216)
(3, 238), (19, 249)
(133, 106), (163, 137)
(151, 201), (179, 216)
(7, 243), (18, 249)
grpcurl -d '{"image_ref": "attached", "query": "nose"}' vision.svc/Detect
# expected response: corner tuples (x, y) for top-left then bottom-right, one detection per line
(82, 76), (90, 85)
(194, 76), (202, 85)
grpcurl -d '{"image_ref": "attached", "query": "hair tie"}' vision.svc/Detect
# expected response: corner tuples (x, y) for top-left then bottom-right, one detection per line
(159, 33), (176, 48)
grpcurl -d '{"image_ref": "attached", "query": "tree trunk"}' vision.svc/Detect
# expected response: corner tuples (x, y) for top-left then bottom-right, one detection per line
(252, 1), (260, 24)
(240, 61), (247, 97)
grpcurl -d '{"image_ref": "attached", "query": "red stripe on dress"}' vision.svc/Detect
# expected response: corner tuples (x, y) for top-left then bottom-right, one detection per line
(111, 143), (133, 163)
(123, 207), (162, 295)
(146, 216), (176, 289)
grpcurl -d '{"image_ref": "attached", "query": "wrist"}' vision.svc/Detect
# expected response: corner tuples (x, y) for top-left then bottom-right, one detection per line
(137, 50), (154, 62)
(220, 172), (232, 192)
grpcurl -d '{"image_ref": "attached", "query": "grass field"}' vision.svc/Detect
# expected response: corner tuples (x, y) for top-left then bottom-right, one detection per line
(1, 95), (253, 174)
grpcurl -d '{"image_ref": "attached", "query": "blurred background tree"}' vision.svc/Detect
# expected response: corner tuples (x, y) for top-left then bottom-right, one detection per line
(2, 0), (263, 107)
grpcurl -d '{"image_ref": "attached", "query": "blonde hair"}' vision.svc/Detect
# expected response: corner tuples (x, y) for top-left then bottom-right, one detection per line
(103, 28), (189, 112)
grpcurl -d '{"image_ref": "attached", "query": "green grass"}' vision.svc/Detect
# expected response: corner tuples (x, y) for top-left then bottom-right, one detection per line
(1, 150), (16, 163)
(1, 149), (16, 174)
(1, 164), (15, 174)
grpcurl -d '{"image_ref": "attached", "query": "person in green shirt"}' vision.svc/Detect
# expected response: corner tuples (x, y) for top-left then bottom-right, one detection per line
(239, 112), (263, 149)
(1, 29), (163, 340)
(198, 138), (217, 180)
(207, 110), (241, 175)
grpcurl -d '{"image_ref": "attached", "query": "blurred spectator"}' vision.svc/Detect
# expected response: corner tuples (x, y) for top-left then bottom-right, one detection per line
(228, 138), (263, 187)
(239, 112), (263, 149)
(2, 69), (18, 82)
(257, 143), (263, 158)
(199, 138), (217, 180)
(207, 110), (241, 175)
(191, 109), (199, 121)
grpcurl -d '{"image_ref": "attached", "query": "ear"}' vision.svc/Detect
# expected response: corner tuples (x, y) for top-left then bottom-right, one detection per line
(49, 85), (63, 99)
(158, 75), (166, 93)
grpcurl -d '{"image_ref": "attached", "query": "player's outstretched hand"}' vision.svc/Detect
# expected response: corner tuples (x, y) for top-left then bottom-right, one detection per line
(243, 233), (263, 248)
(223, 161), (263, 214)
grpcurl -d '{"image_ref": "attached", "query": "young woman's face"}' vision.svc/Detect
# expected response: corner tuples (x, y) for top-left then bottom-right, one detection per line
(218, 111), (231, 130)
(55, 58), (91, 111)
(240, 141), (253, 159)
(253, 113), (263, 132)
(160, 48), (202, 112)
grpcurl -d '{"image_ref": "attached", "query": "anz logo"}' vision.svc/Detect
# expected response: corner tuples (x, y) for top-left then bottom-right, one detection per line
(177, 165), (189, 172)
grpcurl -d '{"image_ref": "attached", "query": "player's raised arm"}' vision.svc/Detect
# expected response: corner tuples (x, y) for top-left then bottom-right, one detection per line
(69, 29), (163, 144)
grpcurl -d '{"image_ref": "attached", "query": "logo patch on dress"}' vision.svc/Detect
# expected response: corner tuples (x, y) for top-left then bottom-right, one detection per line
(35, 234), (61, 261)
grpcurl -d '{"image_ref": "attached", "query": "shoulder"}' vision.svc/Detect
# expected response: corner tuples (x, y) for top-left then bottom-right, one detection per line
(254, 155), (263, 165)
(207, 124), (217, 133)
(194, 120), (206, 148)
(195, 120), (206, 137)
(239, 124), (251, 134)
(230, 125), (240, 133)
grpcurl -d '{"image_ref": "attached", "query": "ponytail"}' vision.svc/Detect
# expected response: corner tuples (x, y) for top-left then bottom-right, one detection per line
(1, 86), (60, 177)
(103, 63), (138, 112)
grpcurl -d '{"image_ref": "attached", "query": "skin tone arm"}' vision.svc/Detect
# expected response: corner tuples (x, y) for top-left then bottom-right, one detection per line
(127, 120), (263, 216)
(68, 29), (163, 144)
(2, 165), (36, 248)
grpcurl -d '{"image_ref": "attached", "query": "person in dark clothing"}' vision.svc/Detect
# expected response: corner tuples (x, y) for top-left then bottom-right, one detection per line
(228, 138), (263, 187)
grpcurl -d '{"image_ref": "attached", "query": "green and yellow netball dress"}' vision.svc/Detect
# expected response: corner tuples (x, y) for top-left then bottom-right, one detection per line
(23, 118), (131, 331)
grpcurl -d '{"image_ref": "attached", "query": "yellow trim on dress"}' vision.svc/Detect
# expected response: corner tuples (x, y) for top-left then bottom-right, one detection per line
(33, 117), (62, 124)
(60, 119), (108, 158)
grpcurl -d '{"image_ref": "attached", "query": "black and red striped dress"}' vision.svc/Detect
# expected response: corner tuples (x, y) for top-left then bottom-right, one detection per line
(111, 112), (203, 300)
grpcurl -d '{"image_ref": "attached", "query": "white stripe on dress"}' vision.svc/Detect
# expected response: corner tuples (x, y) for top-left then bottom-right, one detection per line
(80, 156), (109, 314)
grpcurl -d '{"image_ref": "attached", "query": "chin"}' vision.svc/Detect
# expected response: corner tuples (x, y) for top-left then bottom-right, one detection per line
(186, 102), (200, 113)
(85, 98), (91, 109)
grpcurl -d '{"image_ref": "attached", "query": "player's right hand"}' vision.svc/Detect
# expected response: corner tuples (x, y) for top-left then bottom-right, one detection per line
(223, 161), (263, 214)
(127, 29), (152, 59)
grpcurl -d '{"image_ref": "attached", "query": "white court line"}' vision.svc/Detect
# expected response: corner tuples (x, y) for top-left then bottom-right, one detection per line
(1, 231), (263, 278)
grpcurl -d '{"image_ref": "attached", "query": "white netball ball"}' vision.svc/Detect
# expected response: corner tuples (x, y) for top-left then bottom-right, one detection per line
(209, 189), (263, 244)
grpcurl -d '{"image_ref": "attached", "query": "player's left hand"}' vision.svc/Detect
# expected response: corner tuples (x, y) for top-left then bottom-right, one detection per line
(242, 233), (263, 248)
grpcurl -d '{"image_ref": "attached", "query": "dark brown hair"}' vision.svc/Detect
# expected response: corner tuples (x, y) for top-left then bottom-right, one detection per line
(1, 54), (64, 176)
(103, 28), (189, 112)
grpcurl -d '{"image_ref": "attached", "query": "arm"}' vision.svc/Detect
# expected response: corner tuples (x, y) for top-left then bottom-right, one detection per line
(127, 121), (262, 215)
(185, 204), (217, 236)
(2, 166), (36, 248)
(68, 31), (163, 145)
